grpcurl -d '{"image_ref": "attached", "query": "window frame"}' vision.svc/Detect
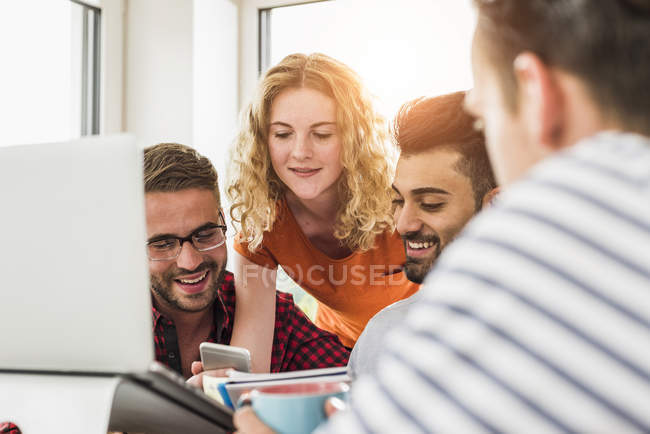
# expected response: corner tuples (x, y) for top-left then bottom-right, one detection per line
(238, 0), (333, 110)
(71, 0), (101, 136)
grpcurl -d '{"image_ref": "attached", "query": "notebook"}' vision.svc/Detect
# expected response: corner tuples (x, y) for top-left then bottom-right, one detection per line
(203, 367), (351, 408)
(0, 135), (233, 431)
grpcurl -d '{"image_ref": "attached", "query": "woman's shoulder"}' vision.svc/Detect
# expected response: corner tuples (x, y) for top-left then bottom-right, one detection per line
(249, 196), (301, 245)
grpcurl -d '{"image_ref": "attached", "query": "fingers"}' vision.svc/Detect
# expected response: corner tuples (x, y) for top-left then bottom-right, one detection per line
(186, 368), (234, 389)
(204, 368), (234, 378)
(191, 360), (204, 376)
(324, 396), (347, 417)
(191, 360), (234, 378)
(234, 407), (275, 434)
(186, 372), (204, 389)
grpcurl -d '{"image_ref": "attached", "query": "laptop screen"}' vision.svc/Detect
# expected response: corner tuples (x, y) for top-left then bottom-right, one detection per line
(0, 135), (153, 373)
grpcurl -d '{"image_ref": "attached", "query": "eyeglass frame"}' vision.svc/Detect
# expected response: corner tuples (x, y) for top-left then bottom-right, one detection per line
(146, 211), (228, 261)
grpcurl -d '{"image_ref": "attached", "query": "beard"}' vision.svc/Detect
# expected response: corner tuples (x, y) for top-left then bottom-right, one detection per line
(402, 233), (441, 284)
(150, 258), (225, 313)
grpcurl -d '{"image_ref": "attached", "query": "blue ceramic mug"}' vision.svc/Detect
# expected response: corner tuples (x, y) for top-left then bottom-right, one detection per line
(238, 381), (349, 434)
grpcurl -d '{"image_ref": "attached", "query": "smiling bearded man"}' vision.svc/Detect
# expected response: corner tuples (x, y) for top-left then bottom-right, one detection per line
(394, 93), (497, 285)
(347, 91), (498, 377)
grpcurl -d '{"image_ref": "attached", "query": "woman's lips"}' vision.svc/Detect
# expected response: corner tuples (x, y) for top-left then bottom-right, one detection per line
(289, 167), (321, 177)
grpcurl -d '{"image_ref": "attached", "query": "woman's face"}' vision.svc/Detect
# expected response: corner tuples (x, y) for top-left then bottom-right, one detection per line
(267, 87), (344, 203)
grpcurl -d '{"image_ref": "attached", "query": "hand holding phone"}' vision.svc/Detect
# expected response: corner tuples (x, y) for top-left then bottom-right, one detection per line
(199, 342), (251, 373)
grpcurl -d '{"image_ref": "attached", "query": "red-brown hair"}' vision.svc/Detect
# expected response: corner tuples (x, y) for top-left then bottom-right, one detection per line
(393, 91), (496, 209)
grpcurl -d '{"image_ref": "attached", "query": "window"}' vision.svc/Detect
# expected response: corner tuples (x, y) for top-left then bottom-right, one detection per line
(77, 0), (101, 137)
(258, 0), (335, 74)
(0, 0), (101, 146)
(243, 0), (475, 120)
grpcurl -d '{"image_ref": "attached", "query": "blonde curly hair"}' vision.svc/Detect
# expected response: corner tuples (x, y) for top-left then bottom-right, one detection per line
(227, 53), (395, 253)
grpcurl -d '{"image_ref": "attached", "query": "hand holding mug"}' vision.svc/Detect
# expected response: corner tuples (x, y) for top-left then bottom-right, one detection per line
(235, 382), (349, 434)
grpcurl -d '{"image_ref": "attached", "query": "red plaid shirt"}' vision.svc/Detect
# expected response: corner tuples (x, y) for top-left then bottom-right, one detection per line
(152, 271), (349, 373)
(0, 423), (21, 434)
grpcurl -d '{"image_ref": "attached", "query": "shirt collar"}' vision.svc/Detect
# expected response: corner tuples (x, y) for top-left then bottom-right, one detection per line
(150, 287), (230, 337)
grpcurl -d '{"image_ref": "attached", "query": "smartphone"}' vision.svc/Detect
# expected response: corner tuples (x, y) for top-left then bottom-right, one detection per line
(199, 342), (252, 373)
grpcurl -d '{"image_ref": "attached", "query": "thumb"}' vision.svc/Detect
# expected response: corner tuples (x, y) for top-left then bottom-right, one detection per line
(191, 360), (204, 376)
(324, 396), (347, 417)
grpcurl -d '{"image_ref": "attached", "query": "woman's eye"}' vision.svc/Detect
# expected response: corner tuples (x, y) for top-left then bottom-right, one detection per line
(274, 131), (292, 139)
(391, 198), (404, 206)
(314, 132), (333, 140)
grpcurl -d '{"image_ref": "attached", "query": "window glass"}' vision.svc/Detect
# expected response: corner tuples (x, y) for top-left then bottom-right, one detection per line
(0, 1), (92, 146)
(268, 0), (475, 121)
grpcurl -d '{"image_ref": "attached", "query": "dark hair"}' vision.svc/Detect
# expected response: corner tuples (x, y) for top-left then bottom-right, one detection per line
(473, 0), (650, 135)
(393, 91), (497, 209)
(143, 143), (220, 205)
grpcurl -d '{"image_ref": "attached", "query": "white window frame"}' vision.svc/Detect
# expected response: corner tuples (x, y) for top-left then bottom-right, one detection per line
(238, 0), (333, 110)
(98, 0), (125, 135)
(67, 0), (103, 136)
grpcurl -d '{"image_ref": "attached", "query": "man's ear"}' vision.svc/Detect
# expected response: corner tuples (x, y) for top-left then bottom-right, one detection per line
(513, 52), (565, 151)
(481, 187), (500, 209)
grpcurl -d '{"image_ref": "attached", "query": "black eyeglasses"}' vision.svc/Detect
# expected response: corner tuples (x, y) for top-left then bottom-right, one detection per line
(147, 223), (227, 261)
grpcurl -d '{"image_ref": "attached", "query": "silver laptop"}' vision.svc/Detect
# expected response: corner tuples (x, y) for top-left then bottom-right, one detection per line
(0, 135), (233, 431)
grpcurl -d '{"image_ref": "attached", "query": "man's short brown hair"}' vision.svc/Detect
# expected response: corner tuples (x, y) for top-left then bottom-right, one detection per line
(473, 0), (650, 136)
(393, 91), (497, 209)
(143, 143), (220, 204)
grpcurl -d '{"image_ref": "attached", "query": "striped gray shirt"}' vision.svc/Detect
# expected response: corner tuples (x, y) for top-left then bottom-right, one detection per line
(319, 132), (650, 433)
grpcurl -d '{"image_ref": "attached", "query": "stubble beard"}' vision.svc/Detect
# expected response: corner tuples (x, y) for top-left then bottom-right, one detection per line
(403, 234), (442, 284)
(150, 259), (225, 313)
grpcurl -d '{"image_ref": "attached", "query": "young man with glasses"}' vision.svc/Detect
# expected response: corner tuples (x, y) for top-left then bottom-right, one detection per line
(144, 143), (349, 380)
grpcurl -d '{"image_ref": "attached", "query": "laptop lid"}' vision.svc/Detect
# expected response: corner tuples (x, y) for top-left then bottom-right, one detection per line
(0, 135), (153, 373)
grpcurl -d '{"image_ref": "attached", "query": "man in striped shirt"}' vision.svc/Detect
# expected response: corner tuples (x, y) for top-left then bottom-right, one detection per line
(235, 1), (650, 432)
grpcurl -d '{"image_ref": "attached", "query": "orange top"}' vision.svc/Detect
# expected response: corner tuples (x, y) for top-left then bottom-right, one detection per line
(233, 198), (419, 348)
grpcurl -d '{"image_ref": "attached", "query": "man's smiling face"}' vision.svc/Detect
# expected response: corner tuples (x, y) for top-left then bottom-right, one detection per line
(145, 188), (227, 312)
(392, 147), (478, 283)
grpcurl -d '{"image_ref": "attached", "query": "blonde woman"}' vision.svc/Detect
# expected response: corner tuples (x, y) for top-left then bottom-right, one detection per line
(228, 53), (419, 372)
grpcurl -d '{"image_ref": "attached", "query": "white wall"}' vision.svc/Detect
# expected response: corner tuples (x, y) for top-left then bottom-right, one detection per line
(100, 0), (125, 135)
(124, 0), (194, 148)
(193, 0), (239, 202)
(123, 0), (239, 174)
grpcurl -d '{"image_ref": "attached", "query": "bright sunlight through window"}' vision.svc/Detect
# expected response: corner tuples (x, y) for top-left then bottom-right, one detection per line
(268, 0), (476, 122)
(0, 0), (96, 147)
